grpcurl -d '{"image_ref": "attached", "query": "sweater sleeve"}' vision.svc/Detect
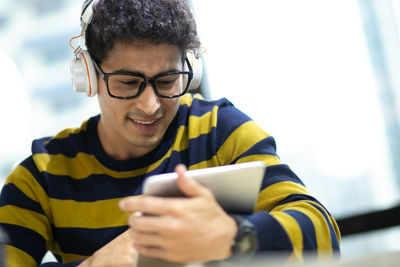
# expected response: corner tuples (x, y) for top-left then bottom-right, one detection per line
(0, 157), (51, 266)
(0, 156), (89, 267)
(213, 99), (340, 261)
(248, 164), (340, 261)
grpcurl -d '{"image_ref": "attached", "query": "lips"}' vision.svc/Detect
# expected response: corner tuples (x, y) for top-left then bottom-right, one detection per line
(133, 119), (157, 125)
(128, 116), (161, 131)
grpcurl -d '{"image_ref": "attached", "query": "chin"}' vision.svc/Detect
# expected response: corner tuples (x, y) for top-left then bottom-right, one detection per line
(131, 137), (161, 148)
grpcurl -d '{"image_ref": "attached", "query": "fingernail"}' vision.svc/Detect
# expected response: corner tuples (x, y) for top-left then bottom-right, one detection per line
(119, 199), (126, 210)
(134, 211), (143, 217)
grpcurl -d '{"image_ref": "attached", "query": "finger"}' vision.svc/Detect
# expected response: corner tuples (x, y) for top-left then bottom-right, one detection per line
(132, 230), (166, 248)
(128, 212), (164, 233)
(175, 164), (212, 198)
(135, 245), (170, 262)
(129, 214), (183, 238)
(119, 195), (184, 216)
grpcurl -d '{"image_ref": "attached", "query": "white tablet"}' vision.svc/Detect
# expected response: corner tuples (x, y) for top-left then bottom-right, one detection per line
(142, 161), (266, 213)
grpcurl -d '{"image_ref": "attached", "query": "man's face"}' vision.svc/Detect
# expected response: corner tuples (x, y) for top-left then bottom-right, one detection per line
(96, 41), (183, 159)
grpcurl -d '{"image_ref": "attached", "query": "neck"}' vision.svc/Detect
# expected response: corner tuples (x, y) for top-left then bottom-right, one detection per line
(97, 119), (154, 160)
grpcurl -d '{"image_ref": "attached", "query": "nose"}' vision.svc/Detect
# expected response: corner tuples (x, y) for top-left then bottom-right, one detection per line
(135, 83), (161, 115)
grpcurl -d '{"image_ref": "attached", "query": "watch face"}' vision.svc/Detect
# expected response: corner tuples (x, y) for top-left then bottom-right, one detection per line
(237, 231), (258, 254)
(231, 215), (258, 257)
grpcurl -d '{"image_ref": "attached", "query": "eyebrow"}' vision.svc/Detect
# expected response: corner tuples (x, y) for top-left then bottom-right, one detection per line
(111, 67), (181, 75)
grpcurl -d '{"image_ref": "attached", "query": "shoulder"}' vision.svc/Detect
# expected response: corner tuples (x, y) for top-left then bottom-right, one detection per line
(179, 93), (238, 116)
(31, 116), (98, 156)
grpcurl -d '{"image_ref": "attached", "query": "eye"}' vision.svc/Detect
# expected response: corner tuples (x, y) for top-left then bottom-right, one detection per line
(110, 75), (143, 89)
(157, 78), (176, 85)
(119, 78), (141, 86)
(156, 74), (179, 89)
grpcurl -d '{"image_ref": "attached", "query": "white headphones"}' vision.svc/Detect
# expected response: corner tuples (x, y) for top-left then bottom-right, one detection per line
(70, 0), (203, 97)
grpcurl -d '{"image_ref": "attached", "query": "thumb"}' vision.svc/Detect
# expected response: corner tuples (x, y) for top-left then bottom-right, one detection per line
(175, 164), (210, 198)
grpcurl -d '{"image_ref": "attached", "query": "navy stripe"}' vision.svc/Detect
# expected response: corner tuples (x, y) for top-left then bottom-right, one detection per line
(0, 184), (45, 215)
(1, 223), (46, 265)
(232, 136), (278, 164)
(43, 173), (146, 201)
(276, 198), (340, 252)
(53, 226), (128, 256)
(34, 133), (90, 158)
(215, 102), (252, 152)
(275, 194), (321, 209)
(19, 157), (48, 192)
(42, 147), (212, 201)
(308, 203), (340, 251)
(247, 212), (293, 252)
(261, 164), (305, 193)
(40, 259), (85, 266)
(283, 209), (317, 251)
(187, 129), (216, 165)
(188, 97), (229, 117)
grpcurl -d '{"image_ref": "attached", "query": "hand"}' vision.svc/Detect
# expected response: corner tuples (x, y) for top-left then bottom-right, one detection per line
(119, 164), (238, 264)
(78, 229), (138, 267)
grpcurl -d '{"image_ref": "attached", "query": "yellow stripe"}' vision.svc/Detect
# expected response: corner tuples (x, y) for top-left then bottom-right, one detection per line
(271, 212), (303, 262)
(187, 155), (220, 170)
(0, 206), (52, 241)
(46, 120), (88, 144)
(50, 197), (132, 228)
(188, 154), (280, 175)
(52, 126), (86, 140)
(216, 121), (270, 165)
(193, 93), (203, 100)
(236, 154), (281, 167)
(188, 106), (218, 140)
(5, 165), (51, 218)
(179, 93), (196, 106)
(5, 245), (37, 267)
(273, 201), (333, 258)
(304, 200), (341, 246)
(46, 241), (62, 263)
(255, 181), (309, 212)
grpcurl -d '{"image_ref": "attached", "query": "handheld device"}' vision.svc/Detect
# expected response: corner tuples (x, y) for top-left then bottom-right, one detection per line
(142, 161), (266, 213)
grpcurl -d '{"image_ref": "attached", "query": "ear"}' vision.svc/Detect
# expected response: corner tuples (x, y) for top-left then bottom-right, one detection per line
(185, 50), (203, 91)
(70, 50), (98, 97)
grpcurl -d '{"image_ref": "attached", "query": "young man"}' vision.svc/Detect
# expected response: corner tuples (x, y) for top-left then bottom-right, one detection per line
(0, 0), (340, 266)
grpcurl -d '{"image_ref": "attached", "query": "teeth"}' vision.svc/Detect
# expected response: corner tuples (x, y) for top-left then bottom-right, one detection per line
(134, 120), (156, 125)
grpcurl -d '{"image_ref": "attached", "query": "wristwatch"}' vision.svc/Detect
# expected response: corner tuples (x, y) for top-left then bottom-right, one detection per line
(230, 215), (258, 259)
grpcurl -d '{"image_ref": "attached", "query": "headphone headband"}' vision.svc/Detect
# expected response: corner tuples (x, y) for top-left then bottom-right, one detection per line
(81, 0), (98, 31)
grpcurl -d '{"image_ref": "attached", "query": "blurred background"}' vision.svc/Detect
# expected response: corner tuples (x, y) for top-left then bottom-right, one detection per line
(0, 0), (399, 263)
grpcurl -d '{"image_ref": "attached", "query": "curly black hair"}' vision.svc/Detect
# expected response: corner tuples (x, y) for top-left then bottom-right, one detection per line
(85, 0), (200, 63)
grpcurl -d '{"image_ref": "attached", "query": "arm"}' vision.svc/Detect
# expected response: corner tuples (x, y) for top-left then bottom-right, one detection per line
(0, 158), (139, 267)
(213, 102), (340, 260)
(247, 164), (340, 261)
(0, 159), (50, 267)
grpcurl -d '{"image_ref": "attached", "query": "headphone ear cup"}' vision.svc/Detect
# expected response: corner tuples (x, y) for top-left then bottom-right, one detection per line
(70, 50), (98, 97)
(185, 51), (203, 91)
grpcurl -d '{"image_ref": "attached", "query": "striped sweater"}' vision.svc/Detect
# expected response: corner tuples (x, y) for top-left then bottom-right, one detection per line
(0, 94), (340, 266)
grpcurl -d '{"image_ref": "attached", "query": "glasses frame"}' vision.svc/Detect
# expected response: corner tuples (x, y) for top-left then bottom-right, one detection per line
(92, 58), (194, 99)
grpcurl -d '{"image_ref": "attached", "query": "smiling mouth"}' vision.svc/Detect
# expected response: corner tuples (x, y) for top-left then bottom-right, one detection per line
(133, 119), (157, 125)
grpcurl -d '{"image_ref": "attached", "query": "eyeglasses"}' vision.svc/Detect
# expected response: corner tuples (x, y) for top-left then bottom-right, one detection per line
(92, 59), (193, 99)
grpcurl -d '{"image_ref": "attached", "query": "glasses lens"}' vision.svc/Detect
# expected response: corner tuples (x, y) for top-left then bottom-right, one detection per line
(108, 75), (144, 98)
(155, 73), (189, 97)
